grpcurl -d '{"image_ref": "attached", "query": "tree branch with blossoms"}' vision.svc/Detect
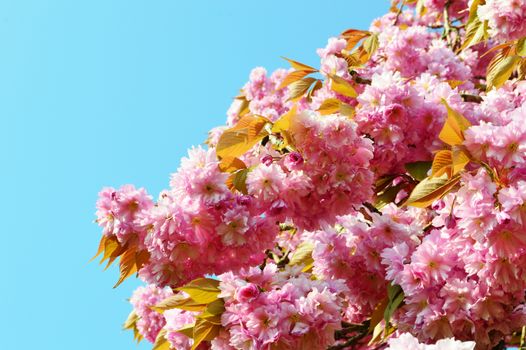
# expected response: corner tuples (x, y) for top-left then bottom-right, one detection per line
(92, 1), (526, 350)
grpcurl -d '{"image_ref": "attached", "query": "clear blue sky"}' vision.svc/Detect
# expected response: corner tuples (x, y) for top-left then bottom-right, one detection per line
(0, 1), (388, 349)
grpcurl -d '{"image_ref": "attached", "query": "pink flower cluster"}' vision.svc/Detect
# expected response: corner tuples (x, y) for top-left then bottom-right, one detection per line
(227, 67), (292, 125)
(129, 284), (173, 342)
(94, 1), (526, 348)
(138, 146), (278, 287)
(478, 0), (526, 41)
(96, 184), (153, 246)
(245, 110), (375, 231)
(211, 264), (347, 350)
(311, 205), (425, 323)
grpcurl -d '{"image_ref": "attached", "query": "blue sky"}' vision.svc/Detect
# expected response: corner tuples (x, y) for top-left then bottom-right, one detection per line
(0, 1), (388, 349)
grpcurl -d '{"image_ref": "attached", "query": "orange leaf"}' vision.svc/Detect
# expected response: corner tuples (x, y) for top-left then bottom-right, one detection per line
(278, 70), (314, 89)
(431, 150), (452, 178)
(281, 57), (317, 72)
(218, 157), (247, 173)
(340, 29), (370, 51)
(439, 100), (471, 146)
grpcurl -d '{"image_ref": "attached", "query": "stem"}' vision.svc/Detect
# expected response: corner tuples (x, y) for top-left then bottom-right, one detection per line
(442, 0), (452, 46)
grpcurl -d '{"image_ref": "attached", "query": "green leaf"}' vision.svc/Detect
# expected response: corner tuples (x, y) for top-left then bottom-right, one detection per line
(517, 38), (526, 57)
(384, 284), (404, 325)
(176, 278), (221, 304)
(405, 174), (461, 208)
(405, 161), (432, 181)
(375, 184), (403, 210)
(363, 33), (379, 56)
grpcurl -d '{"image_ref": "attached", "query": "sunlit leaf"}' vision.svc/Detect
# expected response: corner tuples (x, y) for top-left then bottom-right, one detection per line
(289, 241), (314, 267)
(486, 54), (521, 90)
(317, 98), (341, 115)
(216, 116), (269, 160)
(152, 329), (170, 350)
(192, 319), (221, 350)
(287, 77), (317, 101)
(516, 37), (526, 57)
(114, 248), (138, 288)
(219, 156), (247, 173)
(279, 70), (314, 89)
(328, 74), (357, 98)
(272, 105), (296, 134)
(175, 324), (195, 339)
(152, 294), (207, 313)
(439, 100), (471, 146)
(281, 57), (317, 72)
(340, 29), (370, 51)
(405, 174), (461, 208)
(452, 147), (471, 175)
(431, 150), (453, 178)
(176, 278), (221, 304)
(123, 310), (139, 330)
(363, 33), (379, 56)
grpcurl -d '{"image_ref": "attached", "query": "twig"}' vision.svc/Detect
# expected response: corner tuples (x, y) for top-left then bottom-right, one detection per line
(461, 93), (483, 103)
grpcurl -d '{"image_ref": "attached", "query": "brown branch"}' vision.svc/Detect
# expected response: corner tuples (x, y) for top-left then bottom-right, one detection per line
(461, 93), (483, 103)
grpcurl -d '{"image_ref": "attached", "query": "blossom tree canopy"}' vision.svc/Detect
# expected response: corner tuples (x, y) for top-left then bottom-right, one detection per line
(92, 1), (526, 349)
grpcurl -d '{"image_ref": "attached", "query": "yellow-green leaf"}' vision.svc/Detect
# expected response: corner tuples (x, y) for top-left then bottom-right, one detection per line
(317, 98), (341, 115)
(487, 54), (521, 90)
(363, 33), (379, 56)
(439, 100), (471, 146)
(328, 74), (357, 98)
(177, 278), (221, 304)
(175, 324), (195, 339)
(405, 174), (461, 208)
(153, 329), (170, 350)
(289, 241), (314, 267)
(192, 319), (221, 350)
(516, 38), (526, 57)
(152, 294), (207, 313)
(123, 310), (139, 330)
